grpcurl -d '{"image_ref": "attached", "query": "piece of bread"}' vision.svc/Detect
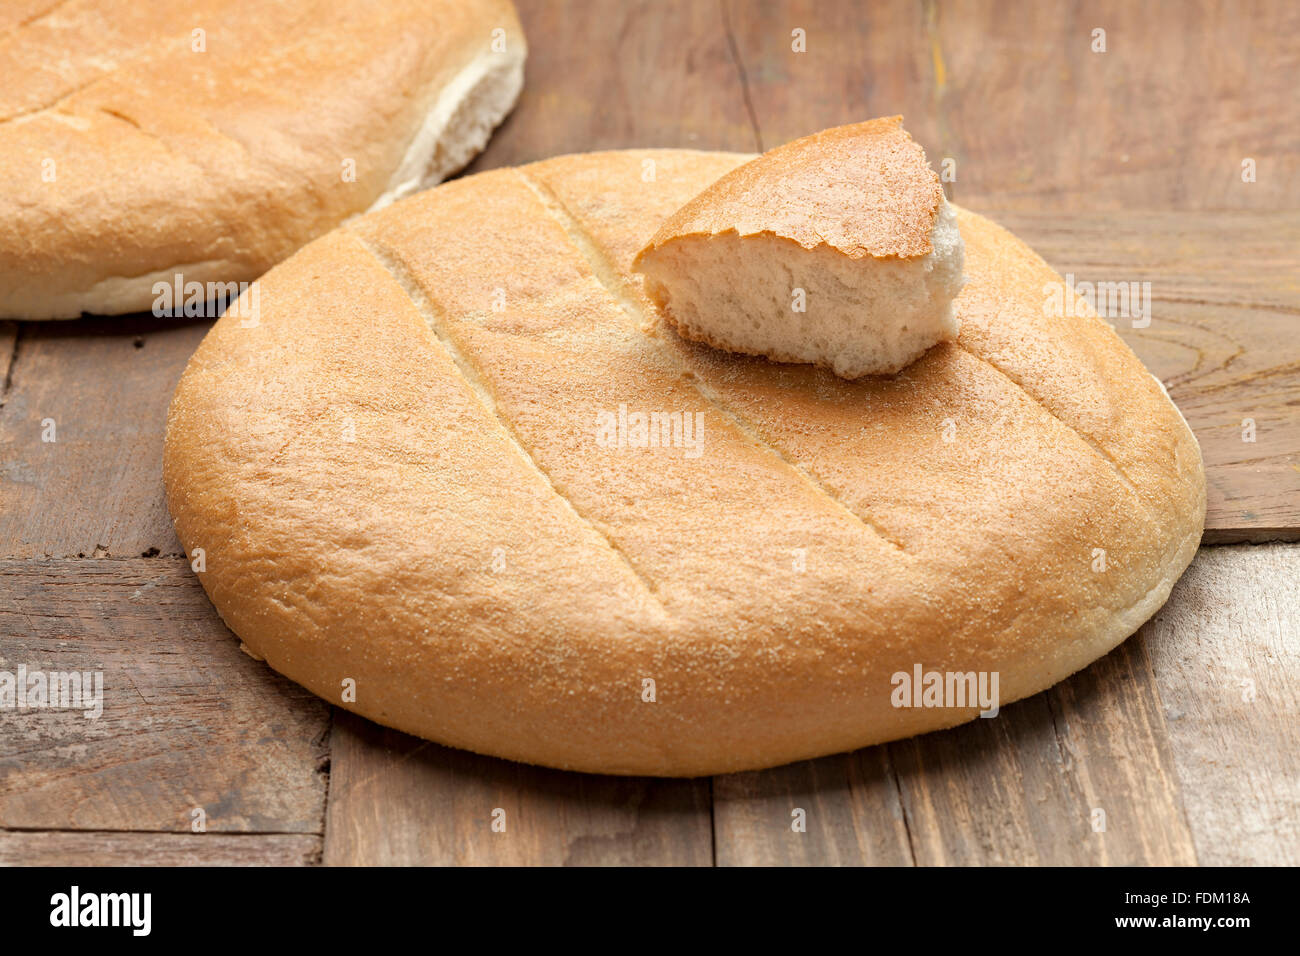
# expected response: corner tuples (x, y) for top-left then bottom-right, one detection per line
(633, 118), (965, 378)
(0, 0), (525, 319)
(164, 149), (1206, 777)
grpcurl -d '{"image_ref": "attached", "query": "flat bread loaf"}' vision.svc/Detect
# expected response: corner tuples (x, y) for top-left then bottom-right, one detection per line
(0, 0), (525, 319)
(164, 149), (1206, 777)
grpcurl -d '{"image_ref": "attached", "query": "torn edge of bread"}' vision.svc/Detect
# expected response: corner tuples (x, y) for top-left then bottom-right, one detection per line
(367, 43), (526, 212)
(634, 117), (966, 379)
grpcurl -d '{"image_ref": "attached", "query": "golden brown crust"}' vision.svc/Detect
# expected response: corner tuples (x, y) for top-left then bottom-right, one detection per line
(164, 149), (1206, 777)
(634, 117), (944, 264)
(0, 0), (524, 318)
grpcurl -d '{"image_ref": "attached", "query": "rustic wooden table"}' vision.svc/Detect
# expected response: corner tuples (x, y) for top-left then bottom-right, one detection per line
(2, 0), (1297, 866)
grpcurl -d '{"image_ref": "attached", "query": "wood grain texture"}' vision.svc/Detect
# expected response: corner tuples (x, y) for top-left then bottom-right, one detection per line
(1142, 543), (1300, 865)
(322, 711), (712, 866)
(0, 558), (329, 834)
(713, 748), (913, 866)
(727, 0), (1300, 210)
(0, 315), (210, 558)
(1038, 637), (1198, 866)
(0, 830), (320, 866)
(465, 0), (760, 172)
(720, 0), (941, 155)
(888, 661), (1196, 868)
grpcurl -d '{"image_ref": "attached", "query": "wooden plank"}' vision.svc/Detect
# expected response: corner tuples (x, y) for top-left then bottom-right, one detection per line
(0, 830), (320, 866)
(0, 558), (329, 835)
(0, 315), (211, 558)
(489, 0), (1300, 212)
(988, 210), (1300, 541)
(720, 0), (941, 155)
(467, 0), (759, 172)
(713, 748), (913, 866)
(886, 673), (1190, 868)
(933, 0), (1300, 211)
(729, 0), (1300, 210)
(1037, 636), (1198, 865)
(322, 711), (712, 866)
(1143, 543), (1300, 865)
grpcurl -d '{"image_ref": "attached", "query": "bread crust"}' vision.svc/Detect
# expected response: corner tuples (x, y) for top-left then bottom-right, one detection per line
(0, 0), (525, 319)
(634, 116), (944, 263)
(164, 149), (1206, 777)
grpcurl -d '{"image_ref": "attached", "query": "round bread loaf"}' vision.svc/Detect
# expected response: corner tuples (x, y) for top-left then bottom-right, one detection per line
(0, 0), (525, 319)
(164, 149), (1206, 777)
